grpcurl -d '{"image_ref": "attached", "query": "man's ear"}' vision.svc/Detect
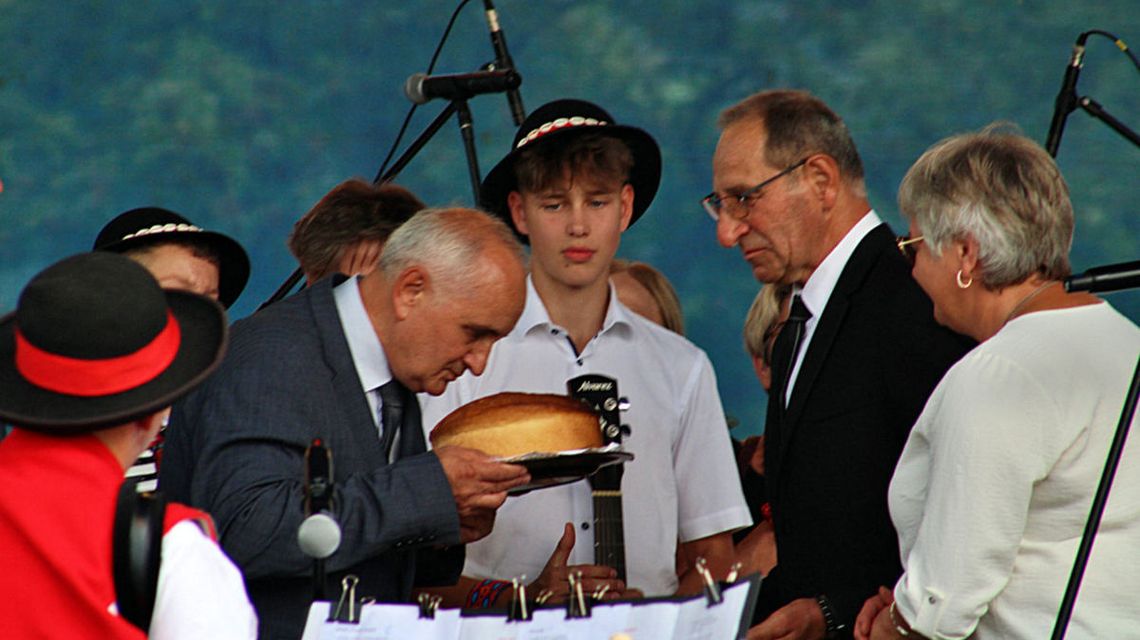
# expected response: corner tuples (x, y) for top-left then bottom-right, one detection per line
(618, 183), (635, 232)
(507, 191), (529, 237)
(392, 265), (429, 321)
(803, 154), (840, 210)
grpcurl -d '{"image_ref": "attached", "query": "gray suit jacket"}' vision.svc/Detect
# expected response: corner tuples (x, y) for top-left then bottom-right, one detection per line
(161, 277), (462, 640)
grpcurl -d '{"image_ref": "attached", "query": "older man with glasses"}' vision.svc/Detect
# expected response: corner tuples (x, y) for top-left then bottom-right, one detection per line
(706, 89), (972, 640)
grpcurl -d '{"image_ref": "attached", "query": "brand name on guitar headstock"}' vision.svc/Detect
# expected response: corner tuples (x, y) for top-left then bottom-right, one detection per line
(576, 380), (614, 393)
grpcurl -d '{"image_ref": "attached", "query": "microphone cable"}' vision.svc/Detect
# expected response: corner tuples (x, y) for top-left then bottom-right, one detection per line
(375, 0), (473, 183)
(1085, 30), (1138, 70)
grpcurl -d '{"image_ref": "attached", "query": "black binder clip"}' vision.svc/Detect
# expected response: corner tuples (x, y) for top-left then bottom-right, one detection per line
(328, 575), (362, 623)
(507, 576), (532, 622)
(696, 557), (723, 606)
(417, 592), (442, 619)
(566, 570), (591, 619)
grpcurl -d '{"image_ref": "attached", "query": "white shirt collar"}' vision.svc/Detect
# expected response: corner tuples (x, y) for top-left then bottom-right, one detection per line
(799, 209), (883, 314)
(512, 274), (634, 339)
(333, 276), (392, 394)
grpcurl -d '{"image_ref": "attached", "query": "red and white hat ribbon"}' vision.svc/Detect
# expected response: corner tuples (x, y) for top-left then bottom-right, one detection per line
(516, 116), (608, 149)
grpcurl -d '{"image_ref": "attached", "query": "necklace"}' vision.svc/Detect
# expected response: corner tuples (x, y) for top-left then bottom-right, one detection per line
(1001, 280), (1060, 327)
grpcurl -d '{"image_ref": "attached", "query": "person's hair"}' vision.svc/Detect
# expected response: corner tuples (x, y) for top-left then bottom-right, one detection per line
(610, 259), (685, 335)
(288, 179), (425, 281)
(898, 124), (1073, 289)
(743, 283), (792, 364)
(123, 237), (222, 271)
(380, 207), (525, 299)
(718, 89), (864, 190)
(513, 132), (634, 194)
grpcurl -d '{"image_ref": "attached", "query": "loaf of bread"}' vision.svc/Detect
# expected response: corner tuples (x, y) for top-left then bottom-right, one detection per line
(429, 392), (603, 458)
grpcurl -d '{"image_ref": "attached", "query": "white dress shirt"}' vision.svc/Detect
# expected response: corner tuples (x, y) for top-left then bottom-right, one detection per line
(785, 209), (882, 405)
(420, 277), (752, 595)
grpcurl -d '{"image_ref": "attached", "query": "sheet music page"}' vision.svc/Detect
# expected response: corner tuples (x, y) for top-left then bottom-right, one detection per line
(300, 601), (462, 640)
(515, 608), (595, 639)
(672, 582), (752, 640)
(587, 602), (633, 637)
(455, 612), (519, 640)
(623, 599), (682, 638)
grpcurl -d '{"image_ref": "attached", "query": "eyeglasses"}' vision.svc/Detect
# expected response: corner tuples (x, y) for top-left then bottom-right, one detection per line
(702, 158), (808, 222)
(896, 235), (925, 266)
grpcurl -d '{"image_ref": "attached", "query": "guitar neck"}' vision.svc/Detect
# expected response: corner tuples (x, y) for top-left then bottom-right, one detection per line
(591, 472), (626, 583)
(567, 374), (628, 585)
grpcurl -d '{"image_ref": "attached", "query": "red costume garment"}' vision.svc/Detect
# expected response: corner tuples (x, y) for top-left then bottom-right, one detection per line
(0, 429), (214, 638)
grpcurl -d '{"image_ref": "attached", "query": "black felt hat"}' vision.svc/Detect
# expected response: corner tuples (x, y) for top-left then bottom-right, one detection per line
(94, 207), (250, 308)
(479, 99), (662, 241)
(0, 252), (228, 433)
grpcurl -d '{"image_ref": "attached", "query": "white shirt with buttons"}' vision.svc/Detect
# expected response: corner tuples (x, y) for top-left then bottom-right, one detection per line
(420, 277), (752, 596)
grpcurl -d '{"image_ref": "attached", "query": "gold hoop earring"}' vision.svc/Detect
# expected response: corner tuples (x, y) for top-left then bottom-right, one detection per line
(956, 270), (973, 289)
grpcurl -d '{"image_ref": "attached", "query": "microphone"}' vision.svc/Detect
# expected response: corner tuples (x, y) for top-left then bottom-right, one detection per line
(482, 0), (526, 125)
(1065, 260), (1140, 294)
(403, 69), (521, 105)
(298, 514), (341, 560)
(1045, 32), (1090, 157)
(299, 439), (341, 600)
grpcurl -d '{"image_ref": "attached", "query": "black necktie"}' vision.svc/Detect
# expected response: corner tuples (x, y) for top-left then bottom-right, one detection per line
(377, 379), (425, 462)
(378, 380), (406, 461)
(770, 294), (812, 408)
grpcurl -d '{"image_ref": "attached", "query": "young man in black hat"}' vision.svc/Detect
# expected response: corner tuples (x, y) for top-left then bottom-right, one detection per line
(0, 252), (257, 639)
(420, 99), (751, 605)
(95, 206), (251, 491)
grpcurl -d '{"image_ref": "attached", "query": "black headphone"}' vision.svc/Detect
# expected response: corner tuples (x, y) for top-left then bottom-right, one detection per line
(112, 479), (166, 632)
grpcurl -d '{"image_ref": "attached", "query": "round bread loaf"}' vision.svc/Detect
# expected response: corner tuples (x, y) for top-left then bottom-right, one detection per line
(430, 392), (602, 458)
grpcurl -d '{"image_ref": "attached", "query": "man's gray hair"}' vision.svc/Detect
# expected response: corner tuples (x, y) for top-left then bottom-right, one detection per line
(380, 207), (525, 298)
(899, 124), (1073, 289)
(719, 89), (865, 189)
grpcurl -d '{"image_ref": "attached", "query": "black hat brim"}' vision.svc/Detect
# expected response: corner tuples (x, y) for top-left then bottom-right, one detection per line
(0, 291), (228, 432)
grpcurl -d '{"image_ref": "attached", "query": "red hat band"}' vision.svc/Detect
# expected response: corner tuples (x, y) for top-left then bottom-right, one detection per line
(14, 311), (182, 397)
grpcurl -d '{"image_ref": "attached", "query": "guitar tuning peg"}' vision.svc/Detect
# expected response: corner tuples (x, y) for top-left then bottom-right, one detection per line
(617, 397), (631, 411)
(619, 423), (632, 437)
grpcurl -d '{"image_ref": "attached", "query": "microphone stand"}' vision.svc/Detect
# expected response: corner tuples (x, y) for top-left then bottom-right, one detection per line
(1051, 277), (1140, 639)
(1045, 30), (1140, 158)
(1069, 96), (1140, 151)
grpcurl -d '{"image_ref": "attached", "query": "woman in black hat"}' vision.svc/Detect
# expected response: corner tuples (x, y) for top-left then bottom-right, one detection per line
(95, 206), (251, 492)
(0, 252), (257, 639)
(94, 206), (251, 309)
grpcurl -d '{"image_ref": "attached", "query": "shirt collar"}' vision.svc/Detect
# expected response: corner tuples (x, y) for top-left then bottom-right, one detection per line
(333, 276), (392, 393)
(512, 275), (635, 339)
(800, 209), (883, 314)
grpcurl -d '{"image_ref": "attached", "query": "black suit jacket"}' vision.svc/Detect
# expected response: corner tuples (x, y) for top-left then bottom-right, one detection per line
(755, 224), (973, 633)
(160, 278), (463, 640)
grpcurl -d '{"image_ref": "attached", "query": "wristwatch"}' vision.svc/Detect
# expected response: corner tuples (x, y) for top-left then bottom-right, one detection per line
(816, 594), (846, 639)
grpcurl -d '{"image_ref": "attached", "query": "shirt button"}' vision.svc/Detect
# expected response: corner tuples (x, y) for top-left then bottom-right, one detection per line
(576, 359), (583, 366)
(581, 522), (590, 530)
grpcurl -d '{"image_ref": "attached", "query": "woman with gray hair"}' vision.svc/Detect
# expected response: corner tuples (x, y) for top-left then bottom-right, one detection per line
(854, 127), (1140, 639)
